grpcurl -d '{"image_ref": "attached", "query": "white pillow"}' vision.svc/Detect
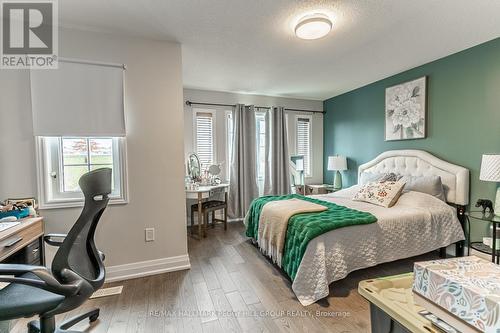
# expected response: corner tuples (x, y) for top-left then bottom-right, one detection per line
(399, 175), (446, 201)
(353, 180), (406, 208)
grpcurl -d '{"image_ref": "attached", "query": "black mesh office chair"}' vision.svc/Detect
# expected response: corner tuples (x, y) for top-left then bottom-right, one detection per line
(0, 168), (112, 333)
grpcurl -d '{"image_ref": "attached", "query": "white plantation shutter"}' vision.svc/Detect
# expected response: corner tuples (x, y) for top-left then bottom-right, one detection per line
(296, 117), (311, 176)
(195, 112), (215, 166)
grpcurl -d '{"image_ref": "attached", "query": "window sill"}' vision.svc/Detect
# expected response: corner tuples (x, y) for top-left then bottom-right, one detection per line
(39, 197), (128, 210)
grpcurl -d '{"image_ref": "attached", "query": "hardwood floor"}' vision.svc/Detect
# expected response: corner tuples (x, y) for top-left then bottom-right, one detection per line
(10, 222), (440, 333)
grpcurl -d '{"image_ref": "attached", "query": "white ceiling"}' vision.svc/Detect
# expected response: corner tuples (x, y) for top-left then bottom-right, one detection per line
(59, 0), (500, 100)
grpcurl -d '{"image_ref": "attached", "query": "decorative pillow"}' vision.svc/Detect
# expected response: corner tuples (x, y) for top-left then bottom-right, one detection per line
(359, 172), (384, 185)
(399, 175), (446, 201)
(353, 180), (406, 208)
(379, 172), (403, 182)
(359, 172), (402, 185)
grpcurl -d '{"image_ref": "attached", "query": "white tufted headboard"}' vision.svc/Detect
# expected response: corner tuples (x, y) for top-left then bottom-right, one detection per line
(358, 150), (469, 205)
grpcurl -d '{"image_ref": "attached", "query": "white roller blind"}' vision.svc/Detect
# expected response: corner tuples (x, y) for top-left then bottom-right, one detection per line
(30, 60), (125, 137)
(296, 117), (311, 176)
(195, 112), (214, 166)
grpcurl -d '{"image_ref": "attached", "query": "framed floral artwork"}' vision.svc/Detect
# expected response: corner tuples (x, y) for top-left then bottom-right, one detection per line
(385, 76), (427, 141)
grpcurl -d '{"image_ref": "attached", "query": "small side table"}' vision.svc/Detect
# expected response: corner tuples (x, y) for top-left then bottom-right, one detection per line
(324, 185), (338, 194)
(467, 211), (500, 264)
(306, 184), (339, 195)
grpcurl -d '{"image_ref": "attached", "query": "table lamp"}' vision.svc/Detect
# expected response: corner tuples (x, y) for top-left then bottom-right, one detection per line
(295, 158), (305, 194)
(328, 155), (347, 190)
(479, 154), (500, 216)
(295, 158), (304, 173)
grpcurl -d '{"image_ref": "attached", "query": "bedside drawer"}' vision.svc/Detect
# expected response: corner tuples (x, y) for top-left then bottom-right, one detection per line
(0, 220), (43, 262)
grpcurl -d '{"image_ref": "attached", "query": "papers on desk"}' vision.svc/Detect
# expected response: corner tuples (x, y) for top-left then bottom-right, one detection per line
(0, 222), (20, 232)
(0, 223), (20, 290)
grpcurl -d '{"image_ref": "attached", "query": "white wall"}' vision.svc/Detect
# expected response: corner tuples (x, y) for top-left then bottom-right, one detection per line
(0, 28), (188, 277)
(183, 88), (324, 184)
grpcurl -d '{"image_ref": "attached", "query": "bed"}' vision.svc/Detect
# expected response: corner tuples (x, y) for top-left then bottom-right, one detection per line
(247, 150), (469, 306)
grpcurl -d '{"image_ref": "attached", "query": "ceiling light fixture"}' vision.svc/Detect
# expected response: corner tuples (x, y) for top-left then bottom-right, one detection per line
(294, 13), (332, 40)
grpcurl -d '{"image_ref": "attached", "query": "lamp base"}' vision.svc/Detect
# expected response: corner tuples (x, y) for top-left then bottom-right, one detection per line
(495, 187), (500, 217)
(333, 171), (342, 190)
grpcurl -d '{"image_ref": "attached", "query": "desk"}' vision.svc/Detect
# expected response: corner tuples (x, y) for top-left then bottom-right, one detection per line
(0, 217), (44, 265)
(186, 184), (229, 238)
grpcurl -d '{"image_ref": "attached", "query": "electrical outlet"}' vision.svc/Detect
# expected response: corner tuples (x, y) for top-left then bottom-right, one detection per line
(145, 228), (155, 242)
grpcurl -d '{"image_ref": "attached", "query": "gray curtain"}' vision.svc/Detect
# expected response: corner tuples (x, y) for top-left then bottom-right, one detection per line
(264, 106), (291, 195)
(228, 104), (259, 219)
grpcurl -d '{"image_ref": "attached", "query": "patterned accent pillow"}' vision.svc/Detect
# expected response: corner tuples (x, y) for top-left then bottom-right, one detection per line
(359, 172), (401, 185)
(359, 172), (384, 185)
(352, 180), (406, 208)
(379, 172), (403, 182)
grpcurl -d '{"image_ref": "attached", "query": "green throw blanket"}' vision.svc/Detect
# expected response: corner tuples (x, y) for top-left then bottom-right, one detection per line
(245, 194), (377, 280)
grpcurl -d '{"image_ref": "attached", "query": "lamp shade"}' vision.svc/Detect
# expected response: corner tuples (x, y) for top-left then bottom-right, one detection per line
(328, 155), (347, 171)
(480, 154), (500, 182)
(295, 158), (304, 172)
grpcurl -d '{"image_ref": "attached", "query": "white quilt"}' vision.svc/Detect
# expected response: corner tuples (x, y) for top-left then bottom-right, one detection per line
(291, 186), (465, 306)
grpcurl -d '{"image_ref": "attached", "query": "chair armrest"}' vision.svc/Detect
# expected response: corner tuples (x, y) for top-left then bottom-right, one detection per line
(44, 233), (67, 246)
(98, 250), (105, 261)
(0, 263), (42, 276)
(0, 264), (79, 296)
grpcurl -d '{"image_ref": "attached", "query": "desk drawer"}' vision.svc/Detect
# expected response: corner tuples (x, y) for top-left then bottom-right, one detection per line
(0, 220), (43, 262)
(4, 239), (42, 265)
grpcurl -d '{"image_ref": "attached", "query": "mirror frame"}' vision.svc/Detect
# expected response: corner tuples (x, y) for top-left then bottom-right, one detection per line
(187, 152), (201, 181)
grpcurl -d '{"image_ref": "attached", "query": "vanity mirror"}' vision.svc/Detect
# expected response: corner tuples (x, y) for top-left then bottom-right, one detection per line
(187, 153), (201, 181)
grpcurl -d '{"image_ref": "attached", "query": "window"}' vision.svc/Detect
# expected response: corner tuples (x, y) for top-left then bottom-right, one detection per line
(36, 136), (128, 209)
(194, 111), (215, 168)
(226, 111), (234, 178)
(296, 116), (312, 177)
(224, 111), (266, 187)
(256, 112), (266, 182)
(255, 112), (267, 195)
(62, 138), (115, 192)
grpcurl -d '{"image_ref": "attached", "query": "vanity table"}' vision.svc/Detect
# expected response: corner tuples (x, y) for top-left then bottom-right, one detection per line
(186, 183), (229, 238)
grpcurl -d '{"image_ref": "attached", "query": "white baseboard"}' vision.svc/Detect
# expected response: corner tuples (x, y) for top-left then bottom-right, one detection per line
(105, 254), (191, 282)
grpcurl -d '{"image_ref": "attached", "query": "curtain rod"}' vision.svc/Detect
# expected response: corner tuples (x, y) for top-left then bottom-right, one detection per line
(59, 57), (126, 70)
(185, 100), (324, 114)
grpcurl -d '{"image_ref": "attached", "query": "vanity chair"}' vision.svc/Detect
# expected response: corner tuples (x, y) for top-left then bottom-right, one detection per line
(190, 187), (228, 234)
(0, 168), (112, 333)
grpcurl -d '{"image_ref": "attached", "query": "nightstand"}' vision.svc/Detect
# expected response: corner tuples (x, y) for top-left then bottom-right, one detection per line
(468, 211), (500, 264)
(307, 184), (338, 195)
(324, 185), (338, 193)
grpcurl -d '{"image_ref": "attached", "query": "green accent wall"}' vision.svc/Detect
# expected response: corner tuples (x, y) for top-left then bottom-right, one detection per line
(323, 38), (500, 240)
